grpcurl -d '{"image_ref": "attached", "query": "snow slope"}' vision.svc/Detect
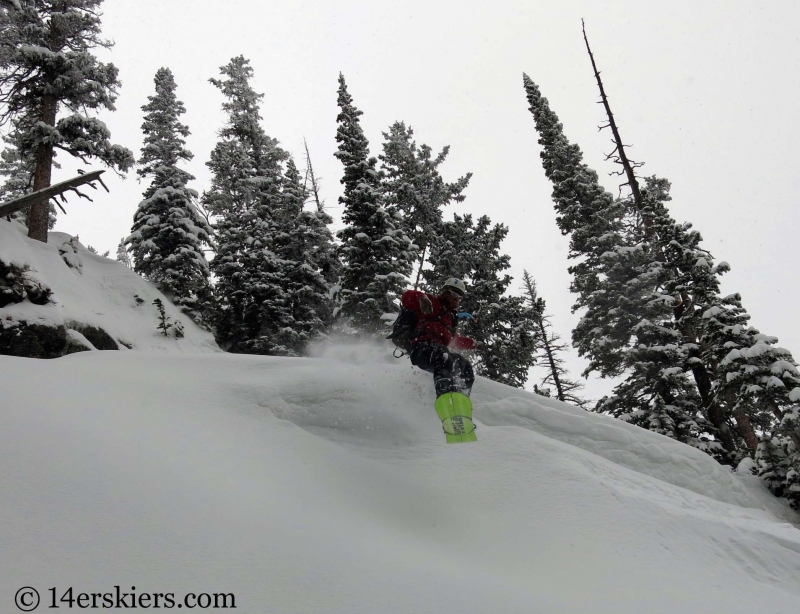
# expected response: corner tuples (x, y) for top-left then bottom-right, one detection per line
(0, 220), (218, 353)
(2, 343), (799, 613)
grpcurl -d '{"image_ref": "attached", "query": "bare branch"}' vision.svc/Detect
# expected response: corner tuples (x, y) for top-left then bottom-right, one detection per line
(94, 175), (109, 192)
(582, 19), (644, 213)
(303, 137), (325, 213)
(0, 170), (106, 217)
(50, 198), (67, 214)
(69, 187), (92, 201)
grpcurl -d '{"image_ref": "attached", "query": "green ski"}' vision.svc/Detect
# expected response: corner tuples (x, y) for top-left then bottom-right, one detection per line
(434, 392), (477, 443)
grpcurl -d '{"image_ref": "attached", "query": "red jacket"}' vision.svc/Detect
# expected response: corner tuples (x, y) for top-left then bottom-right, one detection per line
(401, 290), (476, 351)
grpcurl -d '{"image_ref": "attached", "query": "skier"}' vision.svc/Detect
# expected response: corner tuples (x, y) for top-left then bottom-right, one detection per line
(400, 278), (477, 399)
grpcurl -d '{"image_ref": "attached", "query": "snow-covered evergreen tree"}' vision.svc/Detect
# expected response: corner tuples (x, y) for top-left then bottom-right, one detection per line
(755, 434), (790, 496)
(522, 75), (629, 369)
(203, 56), (290, 354)
(334, 74), (415, 335)
(0, 143), (29, 202)
(521, 271), (588, 408)
(115, 238), (131, 269)
(0, 0), (134, 241)
(593, 197), (711, 451)
(271, 157), (333, 354)
(778, 407), (800, 510)
(630, 176), (745, 458)
(525, 69), (800, 501)
(302, 139), (341, 287)
(524, 75), (720, 454)
(0, 125), (54, 227)
(127, 68), (212, 324)
(628, 176), (800, 462)
(713, 311), (800, 444)
(379, 121), (471, 288)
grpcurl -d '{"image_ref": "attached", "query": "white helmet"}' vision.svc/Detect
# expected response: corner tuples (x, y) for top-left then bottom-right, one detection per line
(440, 277), (467, 297)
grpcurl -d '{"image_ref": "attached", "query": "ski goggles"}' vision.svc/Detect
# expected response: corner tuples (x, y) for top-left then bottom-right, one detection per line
(441, 288), (464, 301)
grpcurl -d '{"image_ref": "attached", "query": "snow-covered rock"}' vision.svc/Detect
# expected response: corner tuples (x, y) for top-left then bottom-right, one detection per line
(0, 220), (218, 354)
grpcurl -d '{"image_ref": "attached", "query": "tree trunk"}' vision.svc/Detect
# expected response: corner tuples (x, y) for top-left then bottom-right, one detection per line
(538, 317), (565, 401)
(27, 95), (57, 242)
(732, 405), (759, 453)
(677, 308), (740, 456)
(689, 363), (738, 454)
(691, 356), (736, 453)
(28, 4), (67, 243)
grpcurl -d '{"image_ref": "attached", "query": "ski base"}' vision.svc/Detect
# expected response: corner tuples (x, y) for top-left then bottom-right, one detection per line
(435, 392), (477, 444)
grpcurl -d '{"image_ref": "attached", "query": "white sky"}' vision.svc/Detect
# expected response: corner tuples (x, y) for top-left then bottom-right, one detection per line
(47, 0), (800, 399)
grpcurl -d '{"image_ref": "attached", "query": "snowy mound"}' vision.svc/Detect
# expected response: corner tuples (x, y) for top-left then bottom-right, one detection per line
(0, 220), (218, 353)
(2, 344), (799, 614)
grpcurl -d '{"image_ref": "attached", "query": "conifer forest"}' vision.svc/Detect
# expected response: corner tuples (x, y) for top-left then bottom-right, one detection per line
(2, 1), (799, 511)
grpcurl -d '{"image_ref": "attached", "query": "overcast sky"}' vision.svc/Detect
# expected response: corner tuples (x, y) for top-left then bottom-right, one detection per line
(47, 0), (800, 399)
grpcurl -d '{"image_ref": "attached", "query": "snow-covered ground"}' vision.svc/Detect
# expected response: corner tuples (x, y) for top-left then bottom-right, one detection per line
(0, 220), (218, 353)
(2, 221), (799, 612)
(2, 343), (799, 613)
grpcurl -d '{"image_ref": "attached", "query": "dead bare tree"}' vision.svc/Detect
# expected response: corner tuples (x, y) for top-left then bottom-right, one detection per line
(303, 138), (325, 213)
(522, 270), (589, 408)
(582, 19), (646, 210)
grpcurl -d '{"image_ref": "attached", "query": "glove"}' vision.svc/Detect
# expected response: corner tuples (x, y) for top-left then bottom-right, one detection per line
(419, 295), (433, 315)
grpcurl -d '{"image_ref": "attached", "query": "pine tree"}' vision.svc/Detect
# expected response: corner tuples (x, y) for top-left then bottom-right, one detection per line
(334, 75), (415, 335)
(712, 310), (800, 448)
(522, 73), (629, 368)
(778, 407), (800, 510)
(522, 75), (632, 371)
(379, 121), (471, 288)
(0, 0), (134, 242)
(605, 150), (799, 461)
(0, 126), (31, 202)
(595, 184), (713, 452)
(526, 29), (800, 489)
(521, 271), (588, 408)
(0, 127), (52, 230)
(523, 75), (715, 452)
(115, 238), (131, 268)
(755, 434), (789, 496)
(626, 179), (731, 454)
(578, 28), (775, 459)
(271, 157), (334, 354)
(127, 67), (212, 324)
(203, 56), (290, 353)
(302, 139), (341, 287)
(0, 119), (58, 229)
(153, 298), (172, 337)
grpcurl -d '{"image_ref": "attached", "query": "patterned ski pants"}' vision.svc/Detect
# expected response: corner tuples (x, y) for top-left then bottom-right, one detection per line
(410, 342), (475, 397)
